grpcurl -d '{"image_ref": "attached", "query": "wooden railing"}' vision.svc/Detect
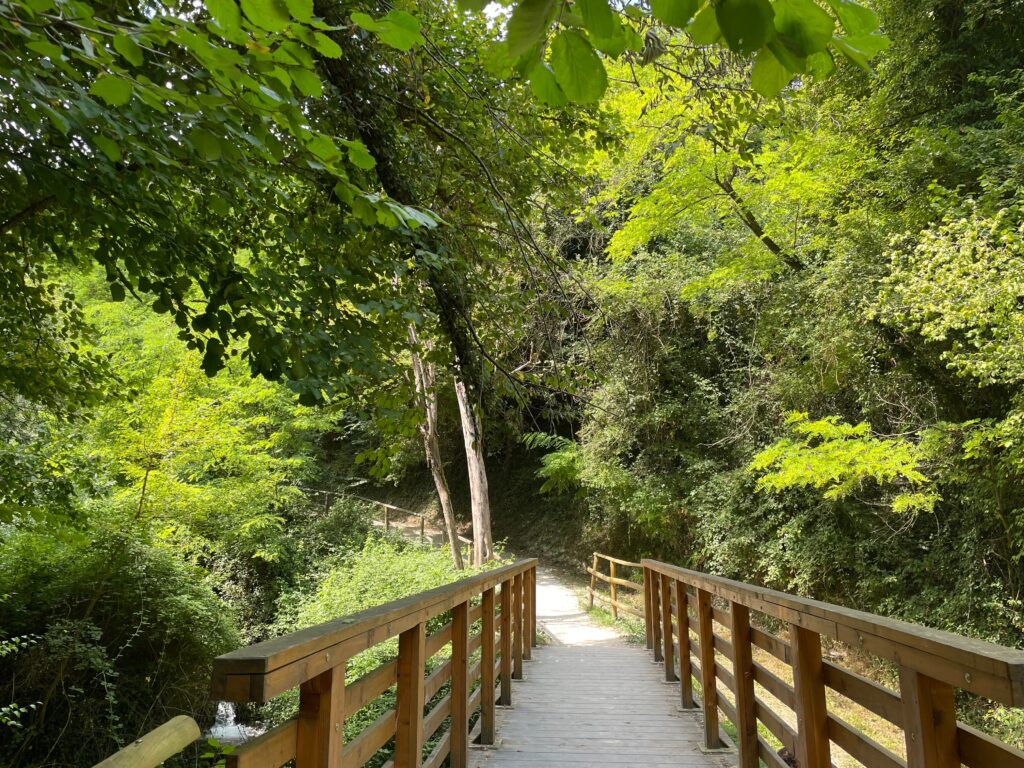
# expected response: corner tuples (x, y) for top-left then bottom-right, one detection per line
(586, 552), (643, 620)
(92, 716), (200, 768)
(641, 558), (1024, 768)
(209, 558), (537, 768)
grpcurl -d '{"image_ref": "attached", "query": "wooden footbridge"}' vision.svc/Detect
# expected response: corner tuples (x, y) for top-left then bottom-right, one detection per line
(97, 556), (1024, 768)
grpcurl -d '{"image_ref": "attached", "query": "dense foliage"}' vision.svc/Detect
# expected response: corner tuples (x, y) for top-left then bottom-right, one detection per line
(4, 0), (1024, 760)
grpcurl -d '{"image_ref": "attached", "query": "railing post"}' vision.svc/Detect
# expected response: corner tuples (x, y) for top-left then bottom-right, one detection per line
(610, 560), (619, 620)
(661, 573), (676, 682)
(589, 554), (598, 609)
(730, 603), (757, 768)
(532, 565), (540, 651)
(791, 625), (831, 768)
(450, 601), (469, 768)
(674, 579), (694, 708)
(523, 567), (534, 660)
(394, 622), (426, 768)
(651, 569), (663, 663)
(900, 667), (960, 768)
(419, 516), (425, 543)
(512, 571), (524, 680)
(643, 566), (656, 649)
(697, 588), (720, 749)
(480, 587), (496, 743)
(296, 664), (345, 768)
(383, 505), (390, 531)
(499, 579), (512, 705)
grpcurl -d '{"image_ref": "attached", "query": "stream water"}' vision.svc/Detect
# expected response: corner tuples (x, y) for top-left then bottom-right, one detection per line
(206, 702), (263, 745)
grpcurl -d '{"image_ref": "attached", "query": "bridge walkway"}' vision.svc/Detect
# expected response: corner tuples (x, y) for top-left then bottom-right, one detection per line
(471, 569), (730, 768)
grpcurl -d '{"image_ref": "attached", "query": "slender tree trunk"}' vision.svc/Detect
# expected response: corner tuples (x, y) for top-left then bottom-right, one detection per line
(409, 326), (464, 569)
(455, 377), (493, 565)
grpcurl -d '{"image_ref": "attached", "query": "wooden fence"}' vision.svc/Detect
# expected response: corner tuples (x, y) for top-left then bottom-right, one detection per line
(92, 559), (537, 768)
(586, 552), (643, 620)
(210, 558), (537, 768)
(641, 558), (1024, 768)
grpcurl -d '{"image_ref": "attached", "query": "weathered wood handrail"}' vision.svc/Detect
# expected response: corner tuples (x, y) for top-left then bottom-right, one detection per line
(587, 552), (643, 620)
(91, 716), (200, 768)
(209, 558), (537, 768)
(640, 558), (1024, 768)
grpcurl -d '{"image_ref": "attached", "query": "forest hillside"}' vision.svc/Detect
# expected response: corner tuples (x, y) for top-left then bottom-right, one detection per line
(3, 0), (1024, 764)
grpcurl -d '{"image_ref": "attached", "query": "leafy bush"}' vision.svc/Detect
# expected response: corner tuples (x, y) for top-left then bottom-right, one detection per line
(0, 522), (238, 767)
(264, 535), (497, 764)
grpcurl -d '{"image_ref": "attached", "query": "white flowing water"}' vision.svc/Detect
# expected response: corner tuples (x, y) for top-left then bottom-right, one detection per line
(206, 702), (263, 745)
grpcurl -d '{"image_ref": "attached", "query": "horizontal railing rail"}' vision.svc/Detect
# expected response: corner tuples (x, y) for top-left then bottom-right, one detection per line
(210, 558), (537, 768)
(91, 716), (200, 768)
(586, 552), (643, 620)
(641, 558), (1024, 768)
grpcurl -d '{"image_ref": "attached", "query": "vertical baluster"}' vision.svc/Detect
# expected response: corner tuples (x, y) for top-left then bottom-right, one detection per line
(730, 604), (757, 768)
(697, 588), (720, 749)
(643, 567), (655, 650)
(589, 554), (598, 609)
(610, 560), (618, 620)
(651, 570), (663, 663)
(790, 625), (831, 768)
(480, 587), (496, 743)
(499, 579), (512, 705)
(450, 602), (469, 768)
(512, 572), (524, 680)
(395, 622), (426, 768)
(523, 568), (534, 660)
(900, 668), (959, 768)
(661, 573), (676, 682)
(295, 664), (345, 768)
(674, 580), (694, 708)
(530, 565), (537, 648)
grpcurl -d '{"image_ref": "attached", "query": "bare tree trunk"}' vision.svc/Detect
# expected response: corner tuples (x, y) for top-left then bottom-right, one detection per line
(409, 326), (464, 569)
(455, 377), (493, 565)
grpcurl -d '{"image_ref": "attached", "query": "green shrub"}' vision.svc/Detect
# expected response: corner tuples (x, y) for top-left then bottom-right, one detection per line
(0, 523), (238, 767)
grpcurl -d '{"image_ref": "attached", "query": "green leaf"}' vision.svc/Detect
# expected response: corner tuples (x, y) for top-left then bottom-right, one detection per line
(716, 0), (774, 54)
(750, 46), (789, 97)
(773, 0), (834, 57)
(650, 0), (697, 28)
(291, 67), (322, 97)
(807, 49), (836, 77)
(577, 0), (616, 39)
(528, 62), (568, 107)
(191, 129), (222, 160)
(89, 75), (132, 106)
(823, 0), (878, 34)
(285, 0), (312, 22)
(549, 29), (607, 104)
(590, 18), (628, 58)
(310, 31), (342, 57)
(457, 0), (488, 9)
(240, 0), (291, 33)
(341, 139), (375, 169)
(832, 32), (889, 70)
(93, 134), (121, 162)
(205, 0), (242, 30)
(687, 4), (721, 45)
(113, 33), (144, 66)
(506, 0), (556, 58)
(307, 134), (340, 161)
(27, 40), (63, 59)
(351, 10), (424, 52)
